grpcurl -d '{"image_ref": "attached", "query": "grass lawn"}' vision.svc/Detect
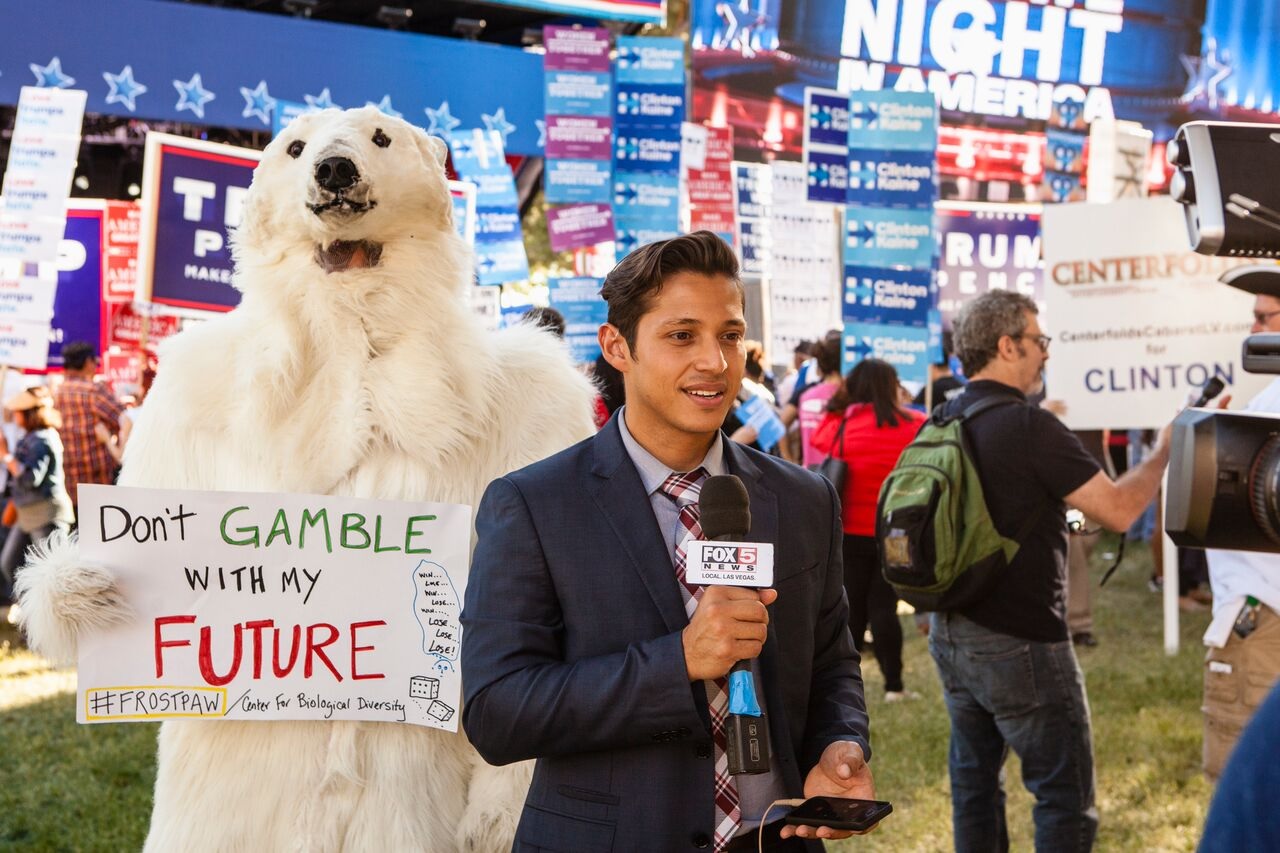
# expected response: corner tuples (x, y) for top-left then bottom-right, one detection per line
(0, 536), (1213, 851)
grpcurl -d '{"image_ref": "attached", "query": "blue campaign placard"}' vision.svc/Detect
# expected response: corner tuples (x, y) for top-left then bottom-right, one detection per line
(614, 127), (682, 174)
(449, 130), (510, 178)
(614, 170), (680, 217)
(549, 276), (608, 364)
(807, 149), (849, 204)
(843, 321), (931, 386)
(806, 90), (850, 149)
(844, 206), (936, 270)
(53, 209), (106, 367)
(148, 142), (259, 313)
(847, 148), (938, 210)
(546, 159), (612, 204)
(271, 100), (311, 136)
(615, 226), (679, 257)
(616, 36), (684, 85)
(736, 393), (786, 452)
(475, 208), (522, 243)
(843, 265), (934, 326)
(615, 83), (685, 128)
(545, 70), (612, 117)
(475, 239), (529, 286)
(927, 309), (944, 364)
(847, 91), (938, 153)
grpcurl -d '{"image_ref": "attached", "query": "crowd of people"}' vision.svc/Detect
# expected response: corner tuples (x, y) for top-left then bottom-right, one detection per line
(0, 341), (145, 612)
(5, 231), (1278, 849)
(512, 240), (1280, 850)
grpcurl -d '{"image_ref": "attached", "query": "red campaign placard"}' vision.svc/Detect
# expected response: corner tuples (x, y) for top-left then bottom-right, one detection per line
(704, 126), (735, 165)
(686, 172), (736, 206)
(104, 201), (141, 303)
(108, 302), (181, 350)
(102, 351), (142, 391)
(689, 206), (737, 234)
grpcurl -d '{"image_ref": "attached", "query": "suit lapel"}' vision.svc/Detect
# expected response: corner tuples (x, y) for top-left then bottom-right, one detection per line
(588, 417), (689, 634)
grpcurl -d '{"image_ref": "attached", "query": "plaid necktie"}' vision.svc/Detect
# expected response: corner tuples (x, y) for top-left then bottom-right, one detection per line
(659, 467), (741, 852)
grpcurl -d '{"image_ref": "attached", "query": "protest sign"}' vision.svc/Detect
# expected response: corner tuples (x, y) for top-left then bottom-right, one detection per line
(76, 485), (473, 731)
(1043, 197), (1270, 429)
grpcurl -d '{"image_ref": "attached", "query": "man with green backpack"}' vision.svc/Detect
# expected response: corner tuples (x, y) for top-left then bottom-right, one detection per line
(879, 290), (1173, 851)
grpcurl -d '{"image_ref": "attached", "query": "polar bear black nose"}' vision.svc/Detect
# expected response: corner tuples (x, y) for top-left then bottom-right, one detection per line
(315, 157), (359, 191)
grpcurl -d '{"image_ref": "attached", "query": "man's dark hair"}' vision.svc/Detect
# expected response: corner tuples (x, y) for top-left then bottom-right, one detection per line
(599, 231), (741, 353)
(523, 306), (566, 339)
(61, 341), (98, 372)
(814, 332), (842, 377)
(934, 330), (955, 368)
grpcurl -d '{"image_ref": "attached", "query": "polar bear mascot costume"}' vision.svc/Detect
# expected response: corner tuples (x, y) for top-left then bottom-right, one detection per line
(17, 107), (597, 851)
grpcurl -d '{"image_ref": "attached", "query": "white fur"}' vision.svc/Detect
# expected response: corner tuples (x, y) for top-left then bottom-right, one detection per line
(17, 107), (597, 852)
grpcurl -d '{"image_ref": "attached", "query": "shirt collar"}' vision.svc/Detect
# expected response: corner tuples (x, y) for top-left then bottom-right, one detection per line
(616, 405), (728, 496)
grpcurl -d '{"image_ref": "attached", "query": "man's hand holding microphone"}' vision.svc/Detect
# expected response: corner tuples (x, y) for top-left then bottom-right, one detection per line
(679, 475), (878, 840)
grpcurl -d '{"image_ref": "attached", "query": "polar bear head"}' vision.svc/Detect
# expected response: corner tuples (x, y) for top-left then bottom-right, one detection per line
(233, 106), (454, 275)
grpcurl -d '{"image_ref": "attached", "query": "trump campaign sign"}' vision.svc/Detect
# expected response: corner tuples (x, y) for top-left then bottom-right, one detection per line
(50, 203), (110, 368)
(137, 134), (260, 315)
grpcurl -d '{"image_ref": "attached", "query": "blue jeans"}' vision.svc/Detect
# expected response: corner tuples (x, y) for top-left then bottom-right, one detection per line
(929, 612), (1097, 853)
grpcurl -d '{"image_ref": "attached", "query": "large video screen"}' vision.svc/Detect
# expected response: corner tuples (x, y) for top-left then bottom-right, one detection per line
(692, 0), (1278, 166)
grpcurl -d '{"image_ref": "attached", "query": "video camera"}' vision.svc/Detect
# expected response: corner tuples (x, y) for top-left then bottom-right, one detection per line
(1166, 121), (1280, 552)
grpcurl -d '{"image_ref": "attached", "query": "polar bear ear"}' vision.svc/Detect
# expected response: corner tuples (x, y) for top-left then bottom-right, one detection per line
(414, 130), (449, 170)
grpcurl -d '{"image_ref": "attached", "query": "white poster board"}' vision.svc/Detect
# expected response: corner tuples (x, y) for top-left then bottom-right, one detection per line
(76, 485), (473, 730)
(1043, 197), (1271, 429)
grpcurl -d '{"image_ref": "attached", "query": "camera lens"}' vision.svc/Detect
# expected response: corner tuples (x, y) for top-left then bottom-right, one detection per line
(1249, 434), (1280, 545)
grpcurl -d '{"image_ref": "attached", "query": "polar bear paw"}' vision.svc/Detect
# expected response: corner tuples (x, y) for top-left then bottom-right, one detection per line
(14, 530), (131, 663)
(457, 758), (532, 853)
(456, 794), (524, 853)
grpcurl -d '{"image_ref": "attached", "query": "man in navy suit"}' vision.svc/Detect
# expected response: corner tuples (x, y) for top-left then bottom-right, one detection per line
(462, 231), (874, 852)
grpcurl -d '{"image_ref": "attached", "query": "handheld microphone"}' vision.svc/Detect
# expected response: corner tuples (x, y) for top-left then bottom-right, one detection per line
(1191, 376), (1226, 408)
(698, 475), (771, 776)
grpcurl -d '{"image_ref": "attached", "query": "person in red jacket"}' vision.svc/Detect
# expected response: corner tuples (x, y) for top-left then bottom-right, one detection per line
(812, 358), (925, 701)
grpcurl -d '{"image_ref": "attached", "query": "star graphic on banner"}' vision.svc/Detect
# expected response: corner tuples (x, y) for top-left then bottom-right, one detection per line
(103, 65), (147, 112)
(30, 57), (75, 89)
(425, 100), (461, 139)
(173, 73), (216, 119)
(304, 87), (339, 111)
(715, 1), (768, 58)
(240, 80), (276, 125)
(367, 95), (403, 119)
(536, 119), (546, 149)
(481, 107), (516, 146)
(1181, 37), (1233, 110)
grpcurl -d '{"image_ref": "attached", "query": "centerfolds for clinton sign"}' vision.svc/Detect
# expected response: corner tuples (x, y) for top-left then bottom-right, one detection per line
(137, 134), (261, 316)
(75, 485), (473, 730)
(1042, 197), (1271, 430)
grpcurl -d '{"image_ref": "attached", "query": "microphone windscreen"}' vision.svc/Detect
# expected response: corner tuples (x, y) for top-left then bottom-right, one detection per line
(699, 475), (751, 540)
(1194, 376), (1226, 406)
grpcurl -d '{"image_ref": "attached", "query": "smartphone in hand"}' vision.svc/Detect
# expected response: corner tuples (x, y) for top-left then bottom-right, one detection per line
(783, 796), (893, 832)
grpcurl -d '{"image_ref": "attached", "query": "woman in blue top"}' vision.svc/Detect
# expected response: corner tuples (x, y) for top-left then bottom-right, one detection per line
(0, 387), (74, 596)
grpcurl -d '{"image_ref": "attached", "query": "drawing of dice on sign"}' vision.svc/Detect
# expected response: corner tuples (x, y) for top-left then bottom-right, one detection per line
(409, 676), (440, 701)
(411, 560), (462, 674)
(427, 700), (455, 724)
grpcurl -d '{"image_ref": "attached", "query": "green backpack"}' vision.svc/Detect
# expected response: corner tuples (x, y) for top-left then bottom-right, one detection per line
(876, 394), (1043, 612)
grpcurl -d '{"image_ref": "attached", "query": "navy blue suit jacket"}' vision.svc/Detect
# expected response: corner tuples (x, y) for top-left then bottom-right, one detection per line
(461, 415), (870, 852)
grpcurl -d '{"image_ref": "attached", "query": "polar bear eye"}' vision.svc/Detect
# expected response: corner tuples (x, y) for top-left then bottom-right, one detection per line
(287, 140), (305, 159)
(372, 129), (391, 149)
